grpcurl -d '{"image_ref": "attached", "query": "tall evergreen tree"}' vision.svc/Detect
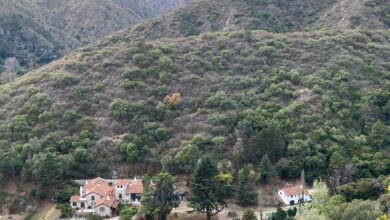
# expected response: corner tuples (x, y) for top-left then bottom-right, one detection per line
(141, 172), (179, 220)
(329, 151), (345, 173)
(190, 157), (232, 220)
(259, 153), (273, 183)
(238, 164), (258, 206)
(31, 152), (61, 187)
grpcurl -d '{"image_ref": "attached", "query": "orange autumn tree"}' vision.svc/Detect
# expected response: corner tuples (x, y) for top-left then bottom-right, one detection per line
(163, 92), (181, 107)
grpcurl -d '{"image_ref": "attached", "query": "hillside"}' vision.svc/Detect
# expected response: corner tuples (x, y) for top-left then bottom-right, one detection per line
(0, 0), (389, 218)
(1, 28), (389, 185)
(35, 0), (152, 44)
(0, 0), (190, 84)
(144, 0), (190, 13)
(2, 0), (388, 84)
(126, 0), (390, 40)
(0, 0), (81, 77)
(314, 0), (390, 29)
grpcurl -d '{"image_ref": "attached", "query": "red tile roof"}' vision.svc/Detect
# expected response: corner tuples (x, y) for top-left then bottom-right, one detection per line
(69, 177), (144, 204)
(84, 178), (113, 196)
(126, 179), (143, 194)
(95, 196), (120, 208)
(70, 195), (80, 202)
(114, 179), (130, 186)
(281, 185), (310, 196)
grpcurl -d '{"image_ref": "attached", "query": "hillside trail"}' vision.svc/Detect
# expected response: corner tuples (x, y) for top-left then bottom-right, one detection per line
(223, 8), (237, 31)
(316, 0), (363, 26)
(30, 202), (60, 220)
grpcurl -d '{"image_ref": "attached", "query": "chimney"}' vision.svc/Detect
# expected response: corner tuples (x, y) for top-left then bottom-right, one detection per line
(80, 186), (83, 197)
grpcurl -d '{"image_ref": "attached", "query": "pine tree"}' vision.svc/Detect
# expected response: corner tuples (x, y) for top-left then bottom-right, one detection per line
(190, 157), (232, 220)
(259, 154), (273, 183)
(329, 151), (345, 173)
(238, 164), (258, 206)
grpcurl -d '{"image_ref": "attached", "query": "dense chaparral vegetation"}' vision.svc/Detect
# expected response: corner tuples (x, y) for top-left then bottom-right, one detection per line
(0, 0), (189, 83)
(0, 0), (389, 219)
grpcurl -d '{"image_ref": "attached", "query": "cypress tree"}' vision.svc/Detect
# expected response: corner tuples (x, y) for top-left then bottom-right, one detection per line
(259, 153), (273, 183)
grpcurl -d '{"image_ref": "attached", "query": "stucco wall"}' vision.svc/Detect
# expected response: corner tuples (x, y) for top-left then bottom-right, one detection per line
(94, 205), (111, 217)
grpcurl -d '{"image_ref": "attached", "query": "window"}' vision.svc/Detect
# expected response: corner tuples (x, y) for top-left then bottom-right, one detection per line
(72, 202), (77, 206)
(100, 207), (105, 212)
(91, 196), (95, 200)
(119, 194), (122, 199)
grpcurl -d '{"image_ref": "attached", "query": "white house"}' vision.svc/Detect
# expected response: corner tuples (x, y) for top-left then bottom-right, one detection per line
(277, 184), (312, 206)
(69, 177), (144, 217)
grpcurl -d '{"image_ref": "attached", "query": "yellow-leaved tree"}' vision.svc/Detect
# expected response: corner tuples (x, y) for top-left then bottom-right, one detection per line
(163, 92), (182, 108)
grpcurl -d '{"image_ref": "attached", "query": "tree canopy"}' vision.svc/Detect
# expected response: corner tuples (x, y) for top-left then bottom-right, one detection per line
(141, 172), (179, 220)
(190, 157), (232, 220)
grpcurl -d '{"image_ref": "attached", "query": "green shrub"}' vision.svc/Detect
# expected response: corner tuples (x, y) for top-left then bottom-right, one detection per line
(71, 86), (90, 98)
(52, 73), (80, 88)
(122, 67), (145, 79)
(52, 189), (72, 203)
(94, 82), (104, 91)
(119, 207), (138, 220)
(258, 46), (275, 57)
(133, 54), (154, 68)
(63, 110), (77, 121)
(206, 91), (234, 109)
(179, 12), (201, 37)
(338, 178), (384, 201)
(154, 128), (169, 142)
(122, 79), (137, 91)
(109, 99), (148, 120)
(161, 44), (177, 54)
(158, 56), (174, 70)
(175, 143), (201, 173)
(109, 99), (132, 120)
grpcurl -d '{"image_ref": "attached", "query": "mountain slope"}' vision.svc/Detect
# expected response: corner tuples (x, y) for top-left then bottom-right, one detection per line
(126, 0), (390, 40)
(313, 0), (390, 29)
(0, 29), (389, 184)
(35, 0), (152, 44)
(0, 0), (390, 215)
(2, 0), (388, 83)
(0, 0), (81, 69)
(0, 0), (190, 83)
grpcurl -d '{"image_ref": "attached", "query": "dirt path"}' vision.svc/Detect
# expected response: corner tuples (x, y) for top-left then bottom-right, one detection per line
(30, 202), (60, 220)
(169, 200), (278, 220)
